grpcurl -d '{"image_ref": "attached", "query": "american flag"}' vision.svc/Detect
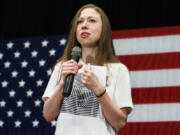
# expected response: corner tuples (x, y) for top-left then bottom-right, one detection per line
(0, 35), (67, 134)
(0, 26), (180, 135)
(112, 26), (180, 135)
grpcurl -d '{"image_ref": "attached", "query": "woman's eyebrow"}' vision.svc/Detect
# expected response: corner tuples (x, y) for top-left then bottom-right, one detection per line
(78, 16), (98, 19)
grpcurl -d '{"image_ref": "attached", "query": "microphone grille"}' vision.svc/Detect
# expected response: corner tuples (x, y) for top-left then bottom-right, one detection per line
(71, 46), (82, 57)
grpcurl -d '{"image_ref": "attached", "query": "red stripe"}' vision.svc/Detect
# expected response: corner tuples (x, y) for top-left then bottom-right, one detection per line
(132, 86), (180, 104)
(118, 52), (180, 71)
(118, 122), (180, 135)
(112, 25), (180, 39)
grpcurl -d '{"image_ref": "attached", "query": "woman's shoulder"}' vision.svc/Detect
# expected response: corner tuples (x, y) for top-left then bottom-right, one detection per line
(107, 62), (129, 72)
(52, 61), (63, 71)
(55, 61), (63, 67)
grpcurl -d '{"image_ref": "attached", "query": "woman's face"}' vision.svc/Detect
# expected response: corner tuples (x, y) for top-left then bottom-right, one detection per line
(76, 8), (102, 47)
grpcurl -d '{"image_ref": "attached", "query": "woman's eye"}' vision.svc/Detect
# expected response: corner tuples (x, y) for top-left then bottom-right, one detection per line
(77, 20), (83, 24)
(89, 19), (96, 23)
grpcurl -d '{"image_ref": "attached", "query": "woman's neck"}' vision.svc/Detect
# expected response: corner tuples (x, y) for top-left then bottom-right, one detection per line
(81, 47), (98, 63)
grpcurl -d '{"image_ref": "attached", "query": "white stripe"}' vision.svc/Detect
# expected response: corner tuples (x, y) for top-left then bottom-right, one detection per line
(130, 69), (180, 88)
(113, 35), (180, 55)
(128, 103), (180, 122)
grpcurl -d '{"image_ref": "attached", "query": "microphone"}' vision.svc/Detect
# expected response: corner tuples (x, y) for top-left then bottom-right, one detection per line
(62, 46), (82, 97)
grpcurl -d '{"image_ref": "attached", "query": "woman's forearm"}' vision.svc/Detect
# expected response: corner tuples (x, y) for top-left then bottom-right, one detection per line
(98, 92), (128, 132)
(43, 81), (64, 122)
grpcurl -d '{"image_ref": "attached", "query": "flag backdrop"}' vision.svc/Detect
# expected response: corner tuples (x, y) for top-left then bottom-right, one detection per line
(0, 26), (180, 135)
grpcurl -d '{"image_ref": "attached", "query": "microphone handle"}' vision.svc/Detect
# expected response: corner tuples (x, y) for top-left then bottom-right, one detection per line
(62, 74), (75, 97)
(62, 55), (80, 97)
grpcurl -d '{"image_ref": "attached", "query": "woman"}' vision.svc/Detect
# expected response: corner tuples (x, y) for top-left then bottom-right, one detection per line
(42, 4), (133, 135)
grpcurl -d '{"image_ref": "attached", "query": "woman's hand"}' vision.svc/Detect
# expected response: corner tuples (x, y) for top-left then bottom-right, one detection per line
(81, 68), (104, 95)
(61, 59), (82, 84)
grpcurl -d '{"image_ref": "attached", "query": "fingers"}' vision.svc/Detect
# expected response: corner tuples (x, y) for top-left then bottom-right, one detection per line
(84, 68), (91, 73)
(78, 64), (83, 69)
(81, 68), (92, 84)
(62, 59), (81, 77)
(63, 60), (78, 70)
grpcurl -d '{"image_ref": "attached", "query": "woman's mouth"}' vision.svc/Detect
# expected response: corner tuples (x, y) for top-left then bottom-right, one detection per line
(81, 32), (90, 38)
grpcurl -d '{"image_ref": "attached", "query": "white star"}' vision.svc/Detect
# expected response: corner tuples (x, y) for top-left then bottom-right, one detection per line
(24, 41), (31, 48)
(24, 110), (31, 117)
(39, 59), (46, 67)
(16, 100), (23, 107)
(0, 120), (4, 127)
(49, 49), (56, 56)
(21, 60), (28, 68)
(29, 70), (35, 77)
(9, 90), (16, 97)
(11, 70), (18, 78)
(36, 79), (43, 87)
(0, 53), (3, 59)
(14, 51), (21, 58)
(47, 69), (52, 76)
(59, 38), (66, 45)
(1, 80), (8, 88)
(26, 89), (33, 97)
(0, 100), (6, 107)
(7, 110), (14, 117)
(51, 120), (56, 127)
(7, 42), (14, 49)
(34, 99), (41, 107)
(19, 80), (25, 87)
(32, 119), (39, 127)
(31, 50), (38, 58)
(4, 61), (11, 68)
(41, 40), (49, 47)
(14, 120), (21, 127)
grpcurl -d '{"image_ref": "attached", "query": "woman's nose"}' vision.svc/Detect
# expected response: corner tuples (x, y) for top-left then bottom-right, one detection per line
(81, 21), (88, 29)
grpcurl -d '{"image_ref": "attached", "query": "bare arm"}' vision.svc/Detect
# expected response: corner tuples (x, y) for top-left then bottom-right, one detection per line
(43, 80), (64, 122)
(98, 89), (130, 132)
(43, 60), (82, 122)
(82, 68), (131, 132)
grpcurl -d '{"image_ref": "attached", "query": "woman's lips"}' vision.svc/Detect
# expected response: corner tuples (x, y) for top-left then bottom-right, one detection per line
(81, 32), (90, 38)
